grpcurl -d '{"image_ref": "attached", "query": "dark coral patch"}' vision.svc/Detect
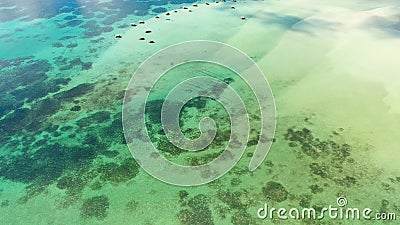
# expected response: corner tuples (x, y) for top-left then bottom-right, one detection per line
(62, 19), (84, 28)
(184, 97), (207, 109)
(52, 42), (64, 48)
(81, 62), (92, 70)
(63, 15), (77, 20)
(102, 16), (120, 26)
(335, 176), (357, 187)
(69, 58), (83, 66)
(152, 7), (167, 13)
(178, 194), (214, 225)
(56, 167), (98, 196)
(70, 105), (81, 111)
(101, 26), (113, 33)
(262, 181), (289, 203)
(156, 137), (185, 155)
(285, 127), (352, 161)
(0, 84), (98, 185)
(81, 195), (110, 219)
(179, 190), (189, 202)
(0, 143), (96, 185)
(145, 99), (163, 123)
(0, 58), (74, 125)
(309, 162), (329, 178)
(10, 77), (70, 103)
(217, 190), (247, 209)
(59, 35), (76, 40)
(0, 33), (12, 39)
(97, 158), (139, 185)
(0, 58), (51, 93)
(0, 94), (23, 117)
(231, 210), (252, 225)
(54, 83), (95, 101)
(310, 184), (323, 194)
(299, 194), (312, 208)
(80, 115), (125, 151)
(66, 43), (78, 48)
(223, 77), (234, 84)
(65, 43), (78, 48)
(76, 111), (111, 127)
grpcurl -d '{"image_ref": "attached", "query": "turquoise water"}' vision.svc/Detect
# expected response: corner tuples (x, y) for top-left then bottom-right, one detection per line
(0, 0), (207, 223)
(1, 0), (400, 224)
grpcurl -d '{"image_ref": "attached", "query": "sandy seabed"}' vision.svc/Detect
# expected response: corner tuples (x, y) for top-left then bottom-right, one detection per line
(1, 0), (400, 224)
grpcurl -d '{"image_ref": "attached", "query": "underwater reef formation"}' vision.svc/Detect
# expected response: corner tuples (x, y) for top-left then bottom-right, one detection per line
(262, 181), (289, 203)
(231, 209), (252, 225)
(145, 96), (231, 161)
(217, 189), (248, 210)
(97, 158), (139, 185)
(0, 81), (95, 142)
(178, 194), (214, 225)
(284, 127), (358, 188)
(0, 58), (61, 117)
(1, 143), (96, 185)
(0, 103), (127, 204)
(81, 195), (110, 219)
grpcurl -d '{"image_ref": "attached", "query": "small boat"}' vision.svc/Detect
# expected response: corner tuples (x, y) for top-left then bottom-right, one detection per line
(114, 34), (122, 38)
(139, 20), (145, 24)
(130, 23), (137, 26)
(240, 16), (246, 20)
(145, 29), (152, 33)
(139, 36), (145, 40)
(149, 40), (155, 43)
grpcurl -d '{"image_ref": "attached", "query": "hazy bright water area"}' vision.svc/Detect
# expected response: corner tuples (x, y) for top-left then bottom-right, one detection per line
(0, 0), (400, 224)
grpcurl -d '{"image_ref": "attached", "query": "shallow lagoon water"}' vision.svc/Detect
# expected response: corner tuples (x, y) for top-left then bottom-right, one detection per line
(1, 0), (400, 224)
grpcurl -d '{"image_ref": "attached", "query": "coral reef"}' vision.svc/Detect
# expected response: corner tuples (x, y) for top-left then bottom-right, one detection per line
(231, 209), (251, 225)
(81, 195), (110, 219)
(76, 111), (111, 127)
(230, 177), (241, 186)
(299, 194), (312, 208)
(309, 184), (323, 194)
(1, 143), (96, 185)
(217, 190), (247, 210)
(97, 158), (139, 185)
(261, 181), (288, 203)
(178, 194), (214, 225)
(125, 199), (139, 212)
(179, 190), (189, 203)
